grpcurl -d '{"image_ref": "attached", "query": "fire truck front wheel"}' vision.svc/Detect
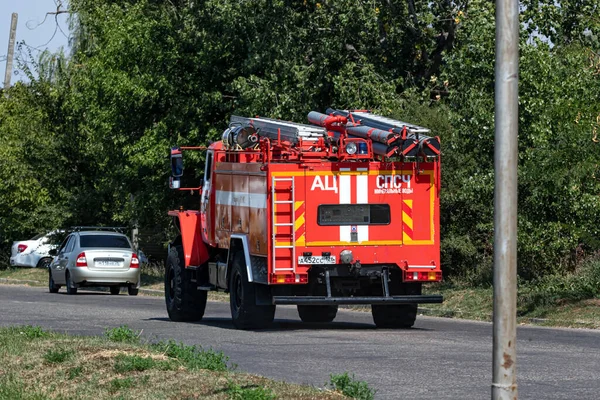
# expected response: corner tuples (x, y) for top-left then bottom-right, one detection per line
(165, 245), (207, 322)
(371, 304), (417, 329)
(230, 254), (275, 330)
(297, 305), (338, 323)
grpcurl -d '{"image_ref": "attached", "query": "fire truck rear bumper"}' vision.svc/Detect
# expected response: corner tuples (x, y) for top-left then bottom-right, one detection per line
(271, 295), (443, 305)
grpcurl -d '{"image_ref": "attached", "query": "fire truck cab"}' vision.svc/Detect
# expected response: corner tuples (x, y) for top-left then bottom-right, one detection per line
(166, 109), (443, 330)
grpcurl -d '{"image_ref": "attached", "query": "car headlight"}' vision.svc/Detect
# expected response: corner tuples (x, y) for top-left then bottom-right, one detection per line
(345, 142), (357, 155)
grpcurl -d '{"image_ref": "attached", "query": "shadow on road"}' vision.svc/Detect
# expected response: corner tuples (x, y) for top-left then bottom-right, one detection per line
(146, 316), (430, 332)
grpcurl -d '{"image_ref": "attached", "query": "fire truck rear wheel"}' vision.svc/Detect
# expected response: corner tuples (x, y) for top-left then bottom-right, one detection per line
(371, 304), (417, 328)
(165, 245), (207, 322)
(230, 254), (275, 330)
(297, 305), (338, 323)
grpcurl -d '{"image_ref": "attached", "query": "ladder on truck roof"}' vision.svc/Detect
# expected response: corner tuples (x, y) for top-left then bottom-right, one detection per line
(271, 176), (296, 275)
(231, 115), (326, 144)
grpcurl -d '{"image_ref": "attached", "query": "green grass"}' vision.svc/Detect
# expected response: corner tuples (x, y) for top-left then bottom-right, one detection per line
(0, 325), (349, 400)
(104, 326), (141, 343)
(328, 373), (375, 400)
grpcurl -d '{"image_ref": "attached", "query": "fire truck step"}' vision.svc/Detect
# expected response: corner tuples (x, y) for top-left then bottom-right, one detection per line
(197, 284), (215, 291)
(271, 295), (444, 305)
(274, 200), (294, 204)
(274, 223), (294, 226)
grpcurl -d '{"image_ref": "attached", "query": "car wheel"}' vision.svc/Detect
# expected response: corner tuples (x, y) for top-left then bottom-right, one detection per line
(37, 257), (52, 269)
(110, 286), (120, 295)
(128, 285), (139, 296)
(164, 245), (206, 322)
(65, 271), (78, 295)
(48, 270), (59, 293)
(229, 252), (275, 330)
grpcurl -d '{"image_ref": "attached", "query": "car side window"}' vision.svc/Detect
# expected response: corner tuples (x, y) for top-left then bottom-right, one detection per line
(65, 236), (76, 253)
(57, 236), (71, 254)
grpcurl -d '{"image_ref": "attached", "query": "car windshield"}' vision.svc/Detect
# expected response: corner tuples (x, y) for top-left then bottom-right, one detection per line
(80, 235), (131, 249)
(30, 233), (45, 240)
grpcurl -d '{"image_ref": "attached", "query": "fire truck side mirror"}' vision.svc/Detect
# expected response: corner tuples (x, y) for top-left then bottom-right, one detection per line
(169, 176), (181, 189)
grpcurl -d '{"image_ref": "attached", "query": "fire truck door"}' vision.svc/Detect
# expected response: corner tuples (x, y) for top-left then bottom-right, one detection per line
(200, 151), (214, 243)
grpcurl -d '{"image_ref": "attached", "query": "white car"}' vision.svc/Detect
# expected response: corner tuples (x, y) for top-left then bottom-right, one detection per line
(10, 231), (63, 269)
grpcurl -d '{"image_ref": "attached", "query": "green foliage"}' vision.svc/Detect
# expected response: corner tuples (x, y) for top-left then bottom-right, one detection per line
(104, 326), (141, 343)
(113, 354), (157, 373)
(328, 372), (375, 400)
(518, 257), (600, 315)
(0, 375), (46, 400)
(15, 325), (51, 340)
(226, 381), (276, 400)
(152, 340), (231, 371)
(68, 366), (83, 380)
(110, 377), (135, 392)
(2, 0), (600, 290)
(44, 347), (74, 364)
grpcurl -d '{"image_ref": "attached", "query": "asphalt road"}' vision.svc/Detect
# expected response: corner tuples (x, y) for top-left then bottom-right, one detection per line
(1, 285), (599, 399)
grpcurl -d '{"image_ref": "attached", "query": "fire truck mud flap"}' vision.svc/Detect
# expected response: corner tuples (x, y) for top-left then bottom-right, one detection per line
(271, 294), (443, 305)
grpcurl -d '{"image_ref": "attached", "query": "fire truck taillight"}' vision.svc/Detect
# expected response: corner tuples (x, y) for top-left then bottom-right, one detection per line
(403, 270), (442, 282)
(271, 274), (308, 284)
(76, 252), (87, 267)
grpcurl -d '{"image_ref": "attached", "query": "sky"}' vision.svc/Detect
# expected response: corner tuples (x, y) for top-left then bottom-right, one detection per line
(1, 0), (70, 83)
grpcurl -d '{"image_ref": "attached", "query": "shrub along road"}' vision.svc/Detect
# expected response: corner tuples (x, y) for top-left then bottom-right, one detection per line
(1, 285), (599, 399)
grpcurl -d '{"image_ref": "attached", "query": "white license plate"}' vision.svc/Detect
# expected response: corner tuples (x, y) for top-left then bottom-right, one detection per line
(298, 256), (336, 265)
(96, 261), (120, 267)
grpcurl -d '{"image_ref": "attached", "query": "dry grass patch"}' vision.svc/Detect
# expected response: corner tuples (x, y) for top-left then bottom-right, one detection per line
(0, 325), (348, 400)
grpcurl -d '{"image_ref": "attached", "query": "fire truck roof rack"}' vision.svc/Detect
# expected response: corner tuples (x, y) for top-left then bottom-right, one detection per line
(230, 115), (326, 144)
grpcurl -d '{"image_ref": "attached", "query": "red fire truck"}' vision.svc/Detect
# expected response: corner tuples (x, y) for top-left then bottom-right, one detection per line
(166, 109), (443, 329)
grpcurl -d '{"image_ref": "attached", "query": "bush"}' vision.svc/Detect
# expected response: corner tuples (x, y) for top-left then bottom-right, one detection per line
(226, 381), (276, 400)
(152, 340), (231, 371)
(328, 372), (375, 400)
(104, 326), (140, 343)
(18, 326), (50, 340)
(44, 347), (74, 364)
(518, 257), (600, 315)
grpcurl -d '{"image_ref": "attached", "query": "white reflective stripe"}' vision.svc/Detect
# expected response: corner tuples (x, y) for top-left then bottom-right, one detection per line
(215, 190), (267, 209)
(406, 265), (436, 269)
(356, 168), (369, 242)
(339, 168), (351, 242)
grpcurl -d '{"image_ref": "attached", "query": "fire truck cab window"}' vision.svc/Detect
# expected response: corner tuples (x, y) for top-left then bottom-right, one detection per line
(317, 204), (390, 225)
(204, 152), (213, 182)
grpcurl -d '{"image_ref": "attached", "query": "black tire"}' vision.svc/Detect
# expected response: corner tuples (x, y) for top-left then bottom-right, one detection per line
(165, 245), (207, 322)
(297, 305), (338, 323)
(128, 285), (139, 296)
(48, 270), (59, 293)
(371, 304), (417, 328)
(110, 286), (120, 295)
(229, 253), (275, 330)
(65, 271), (77, 295)
(37, 257), (52, 269)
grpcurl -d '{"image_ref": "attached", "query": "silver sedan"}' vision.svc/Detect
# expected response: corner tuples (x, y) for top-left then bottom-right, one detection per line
(48, 230), (141, 296)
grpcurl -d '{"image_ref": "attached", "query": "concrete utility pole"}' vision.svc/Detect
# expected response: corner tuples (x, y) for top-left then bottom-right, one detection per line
(492, 0), (519, 398)
(3, 13), (18, 91)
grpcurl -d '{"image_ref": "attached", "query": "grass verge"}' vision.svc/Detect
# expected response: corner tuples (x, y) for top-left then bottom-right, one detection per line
(0, 325), (348, 400)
